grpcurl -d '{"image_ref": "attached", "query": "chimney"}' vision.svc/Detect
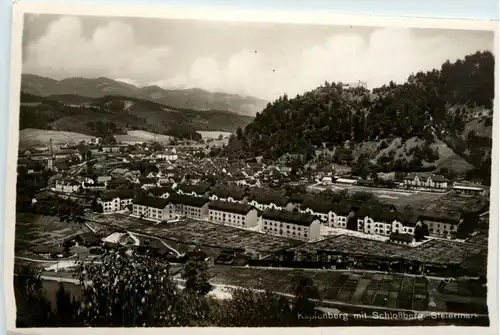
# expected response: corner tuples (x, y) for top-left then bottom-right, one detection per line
(49, 138), (54, 157)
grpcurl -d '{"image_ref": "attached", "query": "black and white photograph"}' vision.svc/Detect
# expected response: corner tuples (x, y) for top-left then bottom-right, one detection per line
(5, 3), (498, 331)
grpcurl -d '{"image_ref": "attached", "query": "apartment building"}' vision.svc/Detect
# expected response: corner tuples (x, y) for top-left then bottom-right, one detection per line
(168, 194), (210, 220)
(55, 180), (81, 193)
(403, 173), (448, 190)
(208, 200), (258, 228)
(328, 202), (358, 228)
(132, 196), (175, 221)
(416, 212), (462, 238)
(356, 205), (412, 236)
(97, 189), (135, 214)
(261, 209), (321, 241)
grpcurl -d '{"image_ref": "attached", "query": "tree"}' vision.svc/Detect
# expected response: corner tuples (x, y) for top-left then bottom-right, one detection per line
(216, 288), (295, 327)
(292, 275), (320, 317)
(414, 224), (426, 242)
(55, 283), (79, 326)
(102, 134), (117, 145)
(95, 203), (103, 213)
(220, 51), (494, 171)
(456, 212), (479, 239)
(14, 264), (55, 327)
(236, 127), (244, 141)
(75, 250), (187, 326)
(351, 191), (375, 202)
(181, 258), (212, 295)
(18, 249), (345, 327)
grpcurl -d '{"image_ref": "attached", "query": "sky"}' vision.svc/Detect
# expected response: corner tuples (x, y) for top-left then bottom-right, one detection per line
(22, 14), (494, 101)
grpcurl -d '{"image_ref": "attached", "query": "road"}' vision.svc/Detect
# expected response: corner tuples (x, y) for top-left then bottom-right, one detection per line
(128, 231), (182, 257)
(68, 161), (87, 176)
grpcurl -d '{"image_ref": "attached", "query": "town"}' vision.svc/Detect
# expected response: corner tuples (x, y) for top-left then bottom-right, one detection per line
(12, 13), (494, 328)
(15, 132), (490, 326)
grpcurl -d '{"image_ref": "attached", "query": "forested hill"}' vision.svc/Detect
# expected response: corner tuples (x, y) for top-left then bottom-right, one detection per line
(19, 93), (254, 141)
(225, 51), (494, 182)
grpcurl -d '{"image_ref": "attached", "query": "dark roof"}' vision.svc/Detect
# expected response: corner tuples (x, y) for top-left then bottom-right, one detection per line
(331, 202), (353, 216)
(84, 182), (106, 187)
(404, 173), (446, 182)
(418, 211), (462, 225)
(149, 186), (173, 196)
(262, 209), (318, 226)
(431, 175), (446, 182)
(357, 179), (375, 186)
(55, 162), (69, 170)
(208, 200), (255, 215)
(211, 184), (248, 200)
(100, 189), (135, 201)
(177, 183), (212, 194)
(139, 178), (156, 184)
(55, 149), (79, 155)
(17, 158), (31, 165)
(134, 195), (170, 209)
(404, 173), (418, 180)
(168, 194), (209, 207)
(247, 162), (263, 170)
(301, 199), (334, 214)
(107, 178), (128, 184)
(27, 161), (44, 170)
(289, 194), (306, 203)
(401, 213), (419, 226)
(389, 233), (414, 243)
(25, 152), (51, 157)
(186, 250), (208, 260)
(357, 205), (402, 222)
(251, 192), (289, 207)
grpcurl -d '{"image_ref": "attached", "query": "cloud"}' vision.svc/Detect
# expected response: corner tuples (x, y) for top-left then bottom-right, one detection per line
(23, 16), (172, 84)
(165, 27), (492, 100)
(24, 16), (492, 101)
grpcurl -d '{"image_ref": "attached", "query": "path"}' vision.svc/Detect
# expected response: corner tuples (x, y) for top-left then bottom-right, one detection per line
(128, 231), (182, 257)
(230, 265), (457, 281)
(69, 161), (87, 177)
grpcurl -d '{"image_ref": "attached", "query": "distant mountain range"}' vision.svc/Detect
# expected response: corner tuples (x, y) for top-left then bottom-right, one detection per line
(21, 74), (268, 117)
(19, 92), (254, 141)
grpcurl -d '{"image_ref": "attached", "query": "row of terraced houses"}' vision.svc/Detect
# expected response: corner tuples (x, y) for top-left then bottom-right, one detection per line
(97, 183), (464, 242)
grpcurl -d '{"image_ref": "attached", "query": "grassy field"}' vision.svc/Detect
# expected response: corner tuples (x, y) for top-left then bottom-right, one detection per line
(115, 130), (172, 144)
(85, 213), (301, 253)
(15, 213), (91, 252)
(312, 183), (488, 214)
(205, 266), (487, 314)
(197, 131), (232, 139)
(368, 190), (447, 212)
(18, 128), (92, 148)
(312, 183), (447, 211)
(423, 193), (488, 213)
